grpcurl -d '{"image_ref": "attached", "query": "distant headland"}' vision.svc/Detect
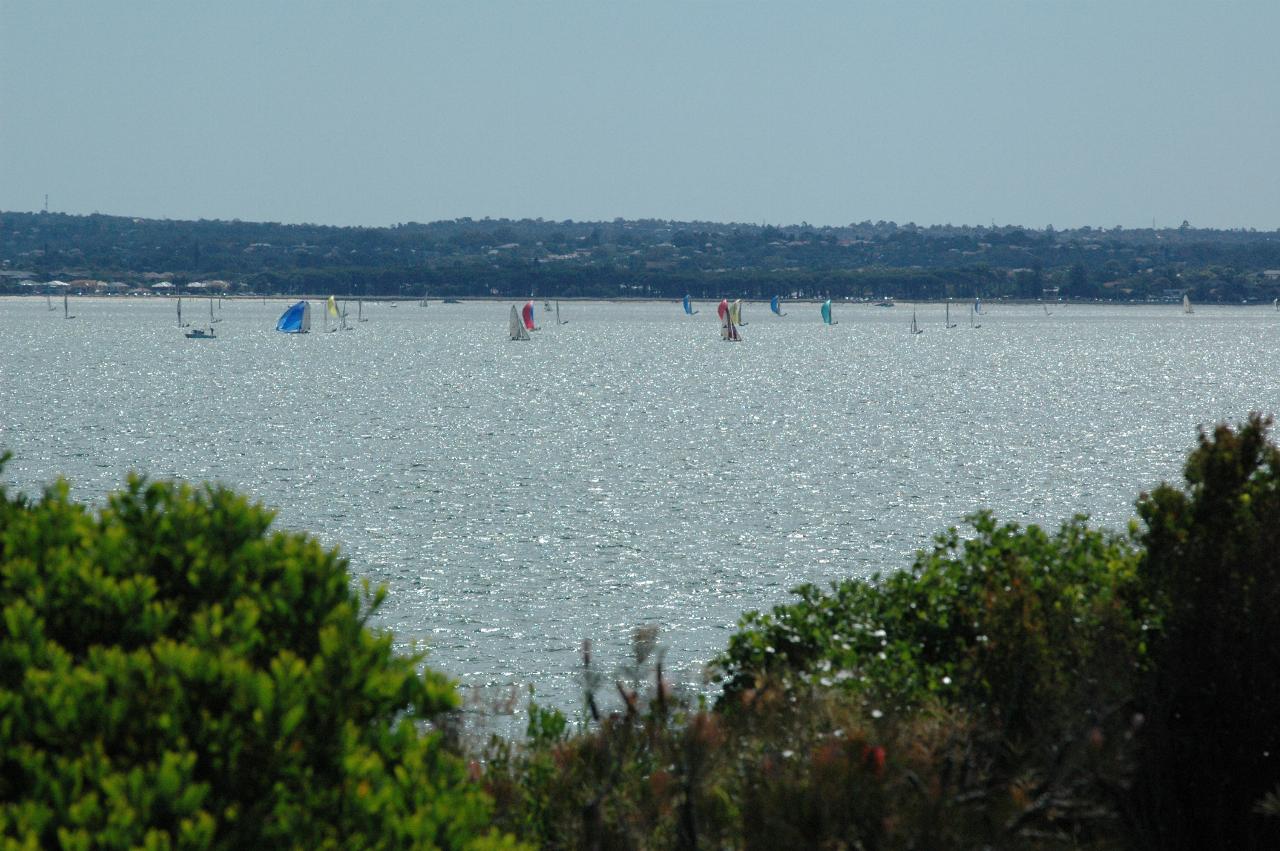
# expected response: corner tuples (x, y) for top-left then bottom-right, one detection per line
(3, 210), (1279, 304)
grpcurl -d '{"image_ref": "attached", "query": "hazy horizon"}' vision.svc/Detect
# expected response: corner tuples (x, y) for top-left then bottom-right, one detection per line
(3, 1), (1278, 231)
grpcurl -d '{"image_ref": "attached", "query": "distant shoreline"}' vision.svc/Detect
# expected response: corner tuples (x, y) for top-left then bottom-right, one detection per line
(0, 294), (1261, 308)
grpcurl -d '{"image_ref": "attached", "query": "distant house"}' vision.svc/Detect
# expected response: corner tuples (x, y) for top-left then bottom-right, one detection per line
(1262, 270), (1280, 280)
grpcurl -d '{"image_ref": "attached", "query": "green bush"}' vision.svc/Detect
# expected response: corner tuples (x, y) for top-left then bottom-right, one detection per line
(715, 512), (1146, 741)
(1129, 414), (1280, 850)
(0, 457), (519, 850)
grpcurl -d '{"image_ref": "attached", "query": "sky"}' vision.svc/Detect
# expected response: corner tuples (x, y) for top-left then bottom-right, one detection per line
(2, 1), (1279, 230)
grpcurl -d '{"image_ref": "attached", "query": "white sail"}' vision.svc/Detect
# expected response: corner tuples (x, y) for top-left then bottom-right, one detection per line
(509, 305), (530, 340)
(1183, 294), (1193, 314)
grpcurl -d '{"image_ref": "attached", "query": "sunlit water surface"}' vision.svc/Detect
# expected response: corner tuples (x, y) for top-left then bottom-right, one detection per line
(3, 296), (1278, 717)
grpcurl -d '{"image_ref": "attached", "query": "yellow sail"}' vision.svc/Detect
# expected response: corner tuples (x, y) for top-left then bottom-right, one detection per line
(327, 295), (339, 317)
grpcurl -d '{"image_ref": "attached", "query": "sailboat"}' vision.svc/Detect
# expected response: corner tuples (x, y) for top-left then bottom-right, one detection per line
(209, 297), (222, 324)
(176, 297), (188, 328)
(974, 296), (983, 317)
(910, 309), (923, 335)
(509, 305), (530, 341)
(821, 299), (837, 325)
(340, 301), (353, 331)
(770, 295), (787, 316)
(522, 301), (539, 331)
(970, 303), (981, 329)
(46, 292), (55, 311)
(555, 300), (568, 325)
(945, 301), (957, 328)
(276, 300), (311, 333)
(324, 295), (340, 332)
(1043, 301), (1053, 316)
(1183, 294), (1193, 314)
(683, 294), (699, 315)
(63, 292), (75, 320)
(357, 299), (369, 322)
(729, 299), (749, 326)
(717, 299), (742, 341)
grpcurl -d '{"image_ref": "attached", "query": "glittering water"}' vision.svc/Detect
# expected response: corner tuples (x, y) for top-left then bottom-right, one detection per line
(3, 296), (1279, 712)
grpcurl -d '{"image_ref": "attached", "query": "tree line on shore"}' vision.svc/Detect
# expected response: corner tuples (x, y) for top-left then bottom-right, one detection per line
(5, 210), (1280, 304)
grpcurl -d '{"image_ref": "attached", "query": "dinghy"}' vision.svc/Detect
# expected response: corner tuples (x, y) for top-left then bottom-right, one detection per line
(718, 299), (742, 341)
(509, 305), (530, 341)
(276, 301), (311, 333)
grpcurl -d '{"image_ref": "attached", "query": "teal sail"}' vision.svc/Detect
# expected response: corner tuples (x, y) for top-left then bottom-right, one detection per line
(276, 300), (311, 333)
(770, 295), (786, 316)
(821, 299), (836, 325)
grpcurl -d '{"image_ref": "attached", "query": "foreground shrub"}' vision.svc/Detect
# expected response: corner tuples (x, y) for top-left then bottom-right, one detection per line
(483, 634), (1134, 849)
(0, 457), (517, 850)
(1128, 414), (1280, 850)
(715, 512), (1147, 747)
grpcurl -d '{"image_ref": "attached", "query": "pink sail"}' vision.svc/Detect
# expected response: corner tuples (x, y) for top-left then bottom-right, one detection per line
(717, 299), (729, 320)
(522, 302), (537, 330)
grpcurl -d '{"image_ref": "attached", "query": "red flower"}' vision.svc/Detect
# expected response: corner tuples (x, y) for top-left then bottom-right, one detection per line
(862, 744), (886, 777)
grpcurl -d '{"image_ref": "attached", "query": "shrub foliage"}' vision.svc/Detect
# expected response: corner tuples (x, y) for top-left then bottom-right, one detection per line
(0, 459), (517, 850)
(1128, 414), (1280, 849)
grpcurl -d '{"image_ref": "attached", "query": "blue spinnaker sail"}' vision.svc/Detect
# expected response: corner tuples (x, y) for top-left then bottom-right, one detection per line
(771, 295), (786, 316)
(276, 300), (311, 333)
(821, 299), (833, 325)
(683, 294), (698, 315)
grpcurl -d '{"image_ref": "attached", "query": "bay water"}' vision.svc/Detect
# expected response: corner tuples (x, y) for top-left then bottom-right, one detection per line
(3, 296), (1278, 716)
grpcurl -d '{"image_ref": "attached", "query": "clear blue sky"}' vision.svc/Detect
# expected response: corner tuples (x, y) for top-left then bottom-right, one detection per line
(3, 1), (1278, 229)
